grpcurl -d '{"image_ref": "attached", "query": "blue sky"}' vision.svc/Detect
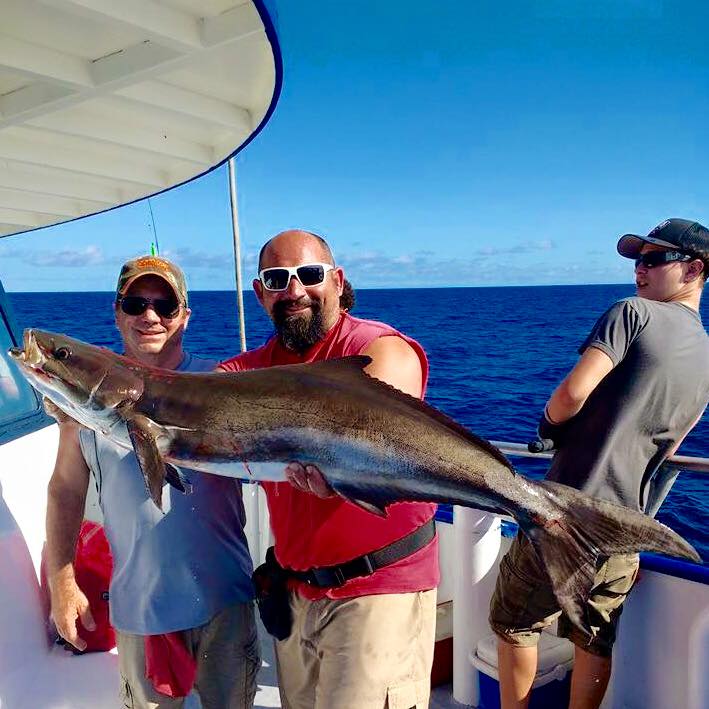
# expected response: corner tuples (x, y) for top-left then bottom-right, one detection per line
(2, 0), (709, 292)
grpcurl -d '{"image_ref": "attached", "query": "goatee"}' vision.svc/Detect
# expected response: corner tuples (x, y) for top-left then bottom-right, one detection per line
(273, 299), (327, 353)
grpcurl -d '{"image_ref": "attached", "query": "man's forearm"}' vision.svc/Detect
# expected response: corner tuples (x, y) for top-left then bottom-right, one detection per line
(546, 346), (616, 424)
(546, 385), (585, 424)
(45, 482), (86, 587)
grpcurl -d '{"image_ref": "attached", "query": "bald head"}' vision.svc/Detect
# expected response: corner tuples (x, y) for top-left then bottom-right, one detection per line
(253, 229), (345, 352)
(258, 230), (334, 272)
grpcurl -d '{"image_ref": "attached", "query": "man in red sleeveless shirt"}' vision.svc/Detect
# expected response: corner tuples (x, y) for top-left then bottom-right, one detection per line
(220, 230), (439, 709)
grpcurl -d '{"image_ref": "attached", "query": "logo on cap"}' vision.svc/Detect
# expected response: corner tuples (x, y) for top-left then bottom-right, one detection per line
(133, 256), (171, 272)
(648, 220), (670, 237)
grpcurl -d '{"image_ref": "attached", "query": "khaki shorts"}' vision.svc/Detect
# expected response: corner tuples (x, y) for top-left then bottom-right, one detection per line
(489, 533), (639, 657)
(275, 589), (437, 709)
(117, 601), (260, 709)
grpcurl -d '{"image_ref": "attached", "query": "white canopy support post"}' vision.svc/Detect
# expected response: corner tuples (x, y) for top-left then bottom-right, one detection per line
(227, 156), (261, 565)
(453, 506), (502, 707)
(227, 157), (247, 353)
(689, 607), (709, 709)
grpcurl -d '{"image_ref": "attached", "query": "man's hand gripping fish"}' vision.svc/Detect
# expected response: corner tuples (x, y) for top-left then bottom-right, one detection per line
(9, 329), (700, 638)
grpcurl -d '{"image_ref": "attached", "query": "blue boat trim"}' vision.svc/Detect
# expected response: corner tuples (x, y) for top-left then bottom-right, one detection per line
(500, 519), (517, 538)
(437, 506), (518, 536)
(435, 505), (453, 524)
(640, 553), (709, 585)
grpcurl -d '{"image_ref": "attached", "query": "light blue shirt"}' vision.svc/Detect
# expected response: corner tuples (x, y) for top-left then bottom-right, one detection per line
(79, 353), (254, 635)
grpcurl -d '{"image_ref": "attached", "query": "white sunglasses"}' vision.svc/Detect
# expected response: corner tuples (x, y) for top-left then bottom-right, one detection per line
(258, 263), (335, 291)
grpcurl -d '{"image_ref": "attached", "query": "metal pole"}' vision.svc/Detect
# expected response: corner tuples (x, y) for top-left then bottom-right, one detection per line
(490, 440), (709, 474)
(228, 158), (262, 565)
(228, 158), (247, 353)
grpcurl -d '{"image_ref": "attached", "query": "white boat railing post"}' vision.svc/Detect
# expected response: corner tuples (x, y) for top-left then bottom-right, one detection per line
(453, 506), (502, 707)
(228, 157), (262, 566)
(689, 607), (709, 709)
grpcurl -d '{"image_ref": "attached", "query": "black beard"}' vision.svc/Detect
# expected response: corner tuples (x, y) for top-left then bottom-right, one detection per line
(273, 299), (327, 353)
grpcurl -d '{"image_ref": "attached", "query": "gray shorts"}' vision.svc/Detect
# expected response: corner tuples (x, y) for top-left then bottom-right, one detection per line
(117, 601), (260, 709)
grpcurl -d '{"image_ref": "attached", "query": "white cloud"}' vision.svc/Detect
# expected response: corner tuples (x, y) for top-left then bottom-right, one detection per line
(474, 239), (557, 256)
(21, 245), (105, 268)
(339, 246), (628, 287)
(163, 247), (233, 270)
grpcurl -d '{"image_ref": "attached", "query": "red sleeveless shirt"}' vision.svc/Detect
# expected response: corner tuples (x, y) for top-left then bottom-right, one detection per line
(220, 313), (439, 599)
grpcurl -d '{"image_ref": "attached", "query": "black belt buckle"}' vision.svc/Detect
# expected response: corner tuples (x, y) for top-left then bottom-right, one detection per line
(350, 553), (376, 578)
(310, 565), (346, 588)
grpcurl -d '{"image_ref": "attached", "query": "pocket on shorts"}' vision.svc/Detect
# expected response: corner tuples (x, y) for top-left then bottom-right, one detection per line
(119, 674), (134, 709)
(386, 678), (429, 709)
(244, 630), (261, 672)
(599, 553), (640, 596)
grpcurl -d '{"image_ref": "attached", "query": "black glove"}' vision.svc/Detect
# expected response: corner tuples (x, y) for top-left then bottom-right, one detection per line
(534, 407), (572, 451)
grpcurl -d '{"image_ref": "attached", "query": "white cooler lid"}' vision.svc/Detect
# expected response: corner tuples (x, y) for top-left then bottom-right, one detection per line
(477, 630), (574, 674)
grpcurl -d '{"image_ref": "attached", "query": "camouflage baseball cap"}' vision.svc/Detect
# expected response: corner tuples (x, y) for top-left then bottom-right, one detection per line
(116, 255), (188, 305)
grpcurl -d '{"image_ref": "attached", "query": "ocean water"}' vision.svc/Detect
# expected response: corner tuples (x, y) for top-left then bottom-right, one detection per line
(8, 284), (709, 560)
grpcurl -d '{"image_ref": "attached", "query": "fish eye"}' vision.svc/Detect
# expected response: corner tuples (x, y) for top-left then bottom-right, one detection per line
(54, 346), (72, 361)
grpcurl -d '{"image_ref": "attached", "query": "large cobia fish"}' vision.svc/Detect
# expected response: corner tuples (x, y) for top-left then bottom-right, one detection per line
(9, 329), (700, 635)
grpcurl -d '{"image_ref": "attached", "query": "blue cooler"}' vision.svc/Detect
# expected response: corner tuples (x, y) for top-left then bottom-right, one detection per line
(470, 630), (574, 709)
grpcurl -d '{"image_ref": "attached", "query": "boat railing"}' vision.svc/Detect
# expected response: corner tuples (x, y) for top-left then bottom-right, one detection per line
(489, 440), (709, 474)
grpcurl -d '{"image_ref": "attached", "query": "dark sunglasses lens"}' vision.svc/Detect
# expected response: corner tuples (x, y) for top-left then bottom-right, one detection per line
(154, 299), (180, 318)
(262, 268), (290, 290)
(120, 297), (179, 317)
(120, 297), (148, 315)
(297, 265), (326, 286)
(636, 251), (689, 268)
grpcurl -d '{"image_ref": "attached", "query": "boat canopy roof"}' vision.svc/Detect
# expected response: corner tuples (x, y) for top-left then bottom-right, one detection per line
(0, 0), (281, 238)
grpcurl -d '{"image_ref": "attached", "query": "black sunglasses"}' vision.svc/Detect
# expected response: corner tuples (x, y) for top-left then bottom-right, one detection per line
(634, 251), (693, 269)
(118, 296), (181, 319)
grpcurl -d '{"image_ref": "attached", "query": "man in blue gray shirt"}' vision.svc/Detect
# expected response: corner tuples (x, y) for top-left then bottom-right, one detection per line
(45, 256), (258, 708)
(490, 219), (709, 709)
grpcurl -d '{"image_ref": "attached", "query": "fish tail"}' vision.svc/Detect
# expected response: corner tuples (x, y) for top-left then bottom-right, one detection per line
(518, 479), (700, 637)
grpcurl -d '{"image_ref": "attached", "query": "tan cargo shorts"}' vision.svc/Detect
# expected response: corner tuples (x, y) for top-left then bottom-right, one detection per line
(275, 589), (437, 709)
(489, 533), (639, 657)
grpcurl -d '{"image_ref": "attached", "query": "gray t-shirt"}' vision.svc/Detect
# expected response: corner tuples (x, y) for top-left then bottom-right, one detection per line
(546, 297), (709, 513)
(79, 353), (254, 635)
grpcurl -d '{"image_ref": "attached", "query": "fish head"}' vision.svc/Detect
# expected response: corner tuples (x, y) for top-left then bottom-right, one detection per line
(8, 329), (143, 424)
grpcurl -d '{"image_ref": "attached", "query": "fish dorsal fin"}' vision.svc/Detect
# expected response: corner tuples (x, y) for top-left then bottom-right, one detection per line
(283, 356), (512, 471)
(283, 355), (373, 380)
(371, 378), (512, 470)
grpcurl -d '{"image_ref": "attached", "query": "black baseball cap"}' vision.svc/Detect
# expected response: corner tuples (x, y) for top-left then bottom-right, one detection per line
(617, 218), (709, 261)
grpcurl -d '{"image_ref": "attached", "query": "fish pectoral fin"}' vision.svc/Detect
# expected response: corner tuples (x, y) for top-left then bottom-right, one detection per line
(127, 415), (169, 510)
(331, 482), (390, 517)
(347, 498), (388, 517)
(165, 464), (192, 495)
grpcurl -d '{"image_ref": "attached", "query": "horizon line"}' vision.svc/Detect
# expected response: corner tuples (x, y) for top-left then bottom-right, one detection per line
(6, 282), (634, 294)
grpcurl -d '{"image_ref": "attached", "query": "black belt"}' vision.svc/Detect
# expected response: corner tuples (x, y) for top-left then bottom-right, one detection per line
(289, 518), (436, 588)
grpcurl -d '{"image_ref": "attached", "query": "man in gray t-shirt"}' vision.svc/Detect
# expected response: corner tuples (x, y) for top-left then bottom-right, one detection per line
(45, 256), (259, 709)
(491, 218), (709, 709)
